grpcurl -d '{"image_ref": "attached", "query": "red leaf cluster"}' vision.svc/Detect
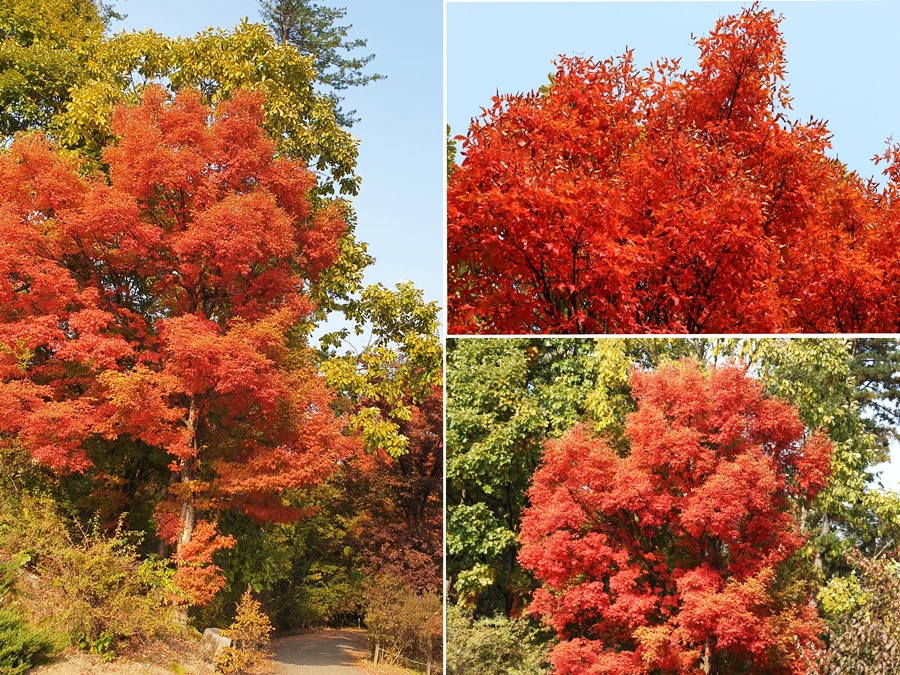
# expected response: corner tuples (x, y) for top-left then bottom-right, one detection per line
(172, 519), (237, 606)
(448, 5), (900, 334)
(519, 360), (831, 673)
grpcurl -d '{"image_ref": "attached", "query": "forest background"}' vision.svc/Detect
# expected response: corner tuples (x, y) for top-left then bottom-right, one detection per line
(446, 338), (900, 673)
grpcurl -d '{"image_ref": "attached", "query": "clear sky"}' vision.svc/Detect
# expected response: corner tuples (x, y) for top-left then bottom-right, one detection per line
(447, 1), (900, 490)
(448, 1), (900, 184)
(112, 0), (443, 311)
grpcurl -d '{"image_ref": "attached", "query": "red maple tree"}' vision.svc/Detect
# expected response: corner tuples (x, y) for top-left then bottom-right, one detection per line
(0, 87), (354, 603)
(519, 360), (832, 674)
(448, 5), (900, 334)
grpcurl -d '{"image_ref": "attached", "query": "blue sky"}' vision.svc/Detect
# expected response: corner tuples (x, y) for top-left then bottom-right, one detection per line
(112, 0), (443, 313)
(448, 1), (900, 184)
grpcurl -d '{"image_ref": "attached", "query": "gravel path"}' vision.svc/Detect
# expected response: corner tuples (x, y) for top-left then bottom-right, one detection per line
(271, 628), (370, 674)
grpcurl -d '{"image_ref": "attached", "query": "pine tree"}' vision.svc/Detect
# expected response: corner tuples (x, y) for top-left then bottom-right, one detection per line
(258, 0), (384, 127)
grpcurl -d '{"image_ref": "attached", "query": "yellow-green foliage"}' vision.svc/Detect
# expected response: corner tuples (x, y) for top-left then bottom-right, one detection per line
(0, 0), (107, 137)
(320, 281), (441, 458)
(809, 551), (900, 674)
(217, 589), (273, 674)
(446, 604), (550, 675)
(819, 574), (865, 618)
(583, 338), (633, 438)
(52, 21), (358, 194)
(0, 493), (183, 656)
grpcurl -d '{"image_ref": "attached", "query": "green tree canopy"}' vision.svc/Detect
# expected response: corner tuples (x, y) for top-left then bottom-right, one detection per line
(446, 338), (602, 615)
(0, 0), (114, 137)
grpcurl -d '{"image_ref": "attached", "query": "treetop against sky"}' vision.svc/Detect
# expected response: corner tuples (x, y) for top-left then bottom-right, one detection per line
(448, 1), (900, 183)
(447, 4), (900, 335)
(116, 0), (443, 312)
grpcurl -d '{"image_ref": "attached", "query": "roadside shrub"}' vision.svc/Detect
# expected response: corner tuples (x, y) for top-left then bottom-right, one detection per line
(446, 604), (551, 675)
(53, 530), (180, 648)
(364, 575), (442, 669)
(217, 589), (274, 674)
(0, 494), (183, 655)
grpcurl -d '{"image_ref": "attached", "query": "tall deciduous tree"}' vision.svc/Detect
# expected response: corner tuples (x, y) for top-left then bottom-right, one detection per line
(349, 385), (443, 593)
(0, 87), (355, 604)
(448, 5), (900, 334)
(258, 0), (384, 127)
(520, 361), (833, 674)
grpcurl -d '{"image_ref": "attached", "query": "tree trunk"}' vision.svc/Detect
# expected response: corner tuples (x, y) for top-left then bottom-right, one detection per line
(178, 470), (196, 554)
(172, 398), (201, 625)
(701, 641), (712, 675)
(176, 397), (200, 556)
(814, 513), (830, 574)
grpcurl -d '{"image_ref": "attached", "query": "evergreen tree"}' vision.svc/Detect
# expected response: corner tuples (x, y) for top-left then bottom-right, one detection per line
(849, 338), (900, 454)
(259, 0), (384, 127)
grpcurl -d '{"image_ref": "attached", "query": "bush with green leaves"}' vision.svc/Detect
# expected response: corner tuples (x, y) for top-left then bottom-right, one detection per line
(0, 538), (61, 673)
(446, 604), (551, 675)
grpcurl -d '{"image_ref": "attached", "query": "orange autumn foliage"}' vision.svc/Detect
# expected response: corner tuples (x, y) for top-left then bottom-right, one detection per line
(0, 86), (356, 603)
(448, 5), (900, 334)
(173, 520), (236, 606)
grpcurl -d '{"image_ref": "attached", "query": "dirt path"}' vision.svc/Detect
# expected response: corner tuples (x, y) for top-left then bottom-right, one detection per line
(29, 649), (213, 674)
(271, 628), (371, 674)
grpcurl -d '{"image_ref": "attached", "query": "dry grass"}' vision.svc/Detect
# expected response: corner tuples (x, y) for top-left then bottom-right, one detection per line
(30, 637), (217, 675)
